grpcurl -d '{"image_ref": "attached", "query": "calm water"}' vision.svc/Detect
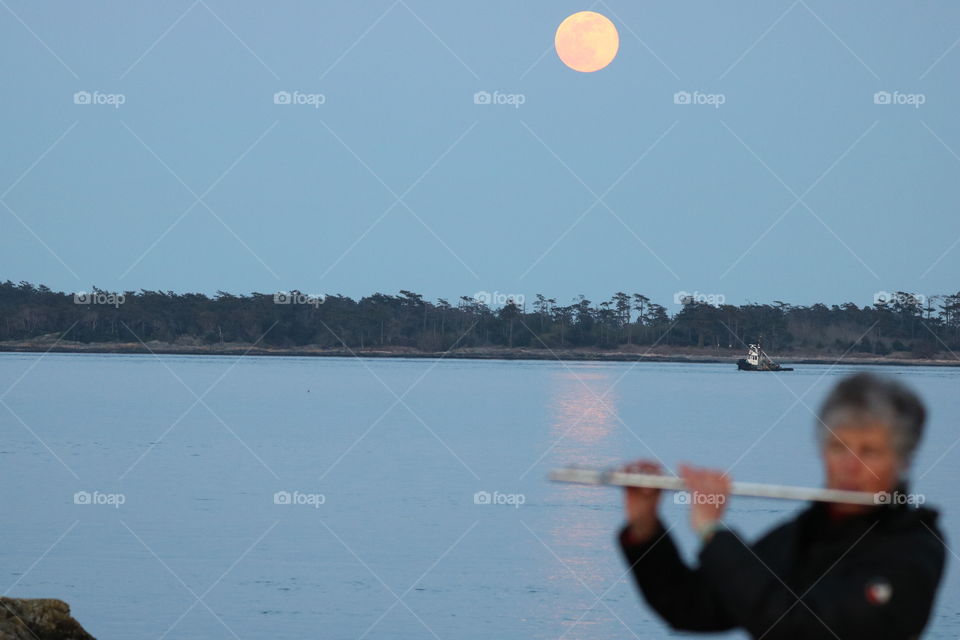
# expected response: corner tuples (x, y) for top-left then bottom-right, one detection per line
(0, 353), (956, 639)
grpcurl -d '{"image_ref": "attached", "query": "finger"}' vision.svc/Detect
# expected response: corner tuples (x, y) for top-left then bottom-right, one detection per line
(680, 464), (702, 486)
(692, 470), (714, 496)
(706, 471), (729, 494)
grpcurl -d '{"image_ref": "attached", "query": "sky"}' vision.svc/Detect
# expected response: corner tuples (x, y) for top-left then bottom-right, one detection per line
(1, 1), (958, 311)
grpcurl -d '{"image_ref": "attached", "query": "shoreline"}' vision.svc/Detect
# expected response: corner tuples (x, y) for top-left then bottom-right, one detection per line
(1, 340), (958, 367)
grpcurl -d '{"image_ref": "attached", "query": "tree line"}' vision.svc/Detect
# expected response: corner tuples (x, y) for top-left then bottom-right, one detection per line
(1, 281), (959, 357)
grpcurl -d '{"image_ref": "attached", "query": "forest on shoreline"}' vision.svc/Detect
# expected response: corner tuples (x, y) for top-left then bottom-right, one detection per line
(2, 281), (959, 359)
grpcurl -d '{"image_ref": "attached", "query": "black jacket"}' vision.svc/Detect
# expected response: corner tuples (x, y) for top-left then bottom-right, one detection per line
(618, 499), (947, 639)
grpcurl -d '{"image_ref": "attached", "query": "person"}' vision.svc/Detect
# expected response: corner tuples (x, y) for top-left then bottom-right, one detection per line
(618, 372), (947, 639)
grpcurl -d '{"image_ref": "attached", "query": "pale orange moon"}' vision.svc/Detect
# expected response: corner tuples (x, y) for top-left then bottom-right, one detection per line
(555, 11), (619, 73)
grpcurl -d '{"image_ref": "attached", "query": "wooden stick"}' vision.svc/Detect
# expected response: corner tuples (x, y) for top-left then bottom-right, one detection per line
(549, 467), (880, 506)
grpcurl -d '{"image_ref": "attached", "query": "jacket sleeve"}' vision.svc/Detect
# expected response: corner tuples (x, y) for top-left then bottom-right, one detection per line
(617, 520), (735, 632)
(696, 525), (947, 640)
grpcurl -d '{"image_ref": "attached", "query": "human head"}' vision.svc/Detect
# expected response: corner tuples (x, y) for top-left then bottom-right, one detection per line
(816, 372), (926, 508)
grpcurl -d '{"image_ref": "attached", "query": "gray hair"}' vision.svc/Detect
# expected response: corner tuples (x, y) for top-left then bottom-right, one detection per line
(816, 372), (926, 468)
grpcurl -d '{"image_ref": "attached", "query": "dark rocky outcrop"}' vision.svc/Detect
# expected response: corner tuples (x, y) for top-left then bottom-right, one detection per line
(0, 598), (95, 639)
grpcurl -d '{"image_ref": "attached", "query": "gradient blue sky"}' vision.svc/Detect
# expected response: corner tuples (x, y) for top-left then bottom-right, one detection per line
(2, 1), (958, 310)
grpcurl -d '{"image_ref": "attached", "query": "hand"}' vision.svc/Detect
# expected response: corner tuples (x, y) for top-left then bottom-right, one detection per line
(622, 460), (663, 543)
(679, 464), (731, 540)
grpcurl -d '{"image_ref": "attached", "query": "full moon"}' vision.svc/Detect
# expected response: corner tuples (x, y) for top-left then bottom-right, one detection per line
(554, 11), (619, 73)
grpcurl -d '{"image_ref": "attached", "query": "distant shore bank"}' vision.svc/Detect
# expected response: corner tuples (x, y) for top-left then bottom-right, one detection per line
(2, 339), (958, 367)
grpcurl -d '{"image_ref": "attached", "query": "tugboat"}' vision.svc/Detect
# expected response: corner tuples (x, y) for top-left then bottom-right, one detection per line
(737, 340), (794, 371)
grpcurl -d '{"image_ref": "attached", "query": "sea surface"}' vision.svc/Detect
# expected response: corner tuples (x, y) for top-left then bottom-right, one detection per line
(0, 353), (956, 639)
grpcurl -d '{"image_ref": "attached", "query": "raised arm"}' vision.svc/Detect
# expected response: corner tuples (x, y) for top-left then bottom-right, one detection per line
(618, 460), (735, 631)
(618, 518), (735, 631)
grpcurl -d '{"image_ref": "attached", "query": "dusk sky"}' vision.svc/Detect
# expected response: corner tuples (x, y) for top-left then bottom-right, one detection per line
(2, 1), (958, 310)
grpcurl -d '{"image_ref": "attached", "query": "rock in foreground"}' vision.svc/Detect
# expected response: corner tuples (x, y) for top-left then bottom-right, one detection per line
(0, 598), (95, 639)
